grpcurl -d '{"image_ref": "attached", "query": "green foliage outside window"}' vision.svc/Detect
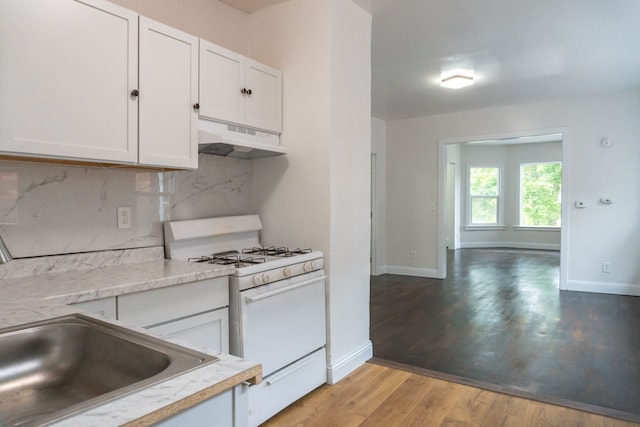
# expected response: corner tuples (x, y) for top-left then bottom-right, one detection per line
(520, 162), (562, 226)
(470, 167), (499, 224)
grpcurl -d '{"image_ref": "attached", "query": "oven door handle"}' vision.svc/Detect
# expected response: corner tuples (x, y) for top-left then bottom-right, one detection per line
(245, 275), (327, 303)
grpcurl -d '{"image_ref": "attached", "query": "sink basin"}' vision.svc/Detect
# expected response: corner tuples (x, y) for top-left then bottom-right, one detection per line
(0, 314), (217, 426)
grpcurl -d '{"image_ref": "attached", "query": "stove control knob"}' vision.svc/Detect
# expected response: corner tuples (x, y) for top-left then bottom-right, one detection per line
(253, 275), (262, 286)
(303, 262), (311, 272)
(311, 261), (320, 270)
(262, 273), (271, 283)
(283, 267), (292, 277)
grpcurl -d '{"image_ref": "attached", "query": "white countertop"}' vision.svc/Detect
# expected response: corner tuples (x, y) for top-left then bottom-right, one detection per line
(0, 247), (261, 426)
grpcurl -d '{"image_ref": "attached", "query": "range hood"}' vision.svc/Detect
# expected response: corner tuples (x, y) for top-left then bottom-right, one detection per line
(198, 118), (287, 159)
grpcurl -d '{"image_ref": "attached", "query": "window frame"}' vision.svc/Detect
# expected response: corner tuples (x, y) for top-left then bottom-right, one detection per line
(518, 161), (562, 228)
(466, 163), (503, 227)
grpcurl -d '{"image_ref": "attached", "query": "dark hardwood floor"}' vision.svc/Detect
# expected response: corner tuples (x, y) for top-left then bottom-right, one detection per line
(371, 248), (640, 422)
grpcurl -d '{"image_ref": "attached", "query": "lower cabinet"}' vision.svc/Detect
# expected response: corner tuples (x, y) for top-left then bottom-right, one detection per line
(68, 277), (244, 426)
(147, 308), (229, 354)
(118, 277), (229, 354)
(156, 384), (248, 427)
(69, 277), (229, 353)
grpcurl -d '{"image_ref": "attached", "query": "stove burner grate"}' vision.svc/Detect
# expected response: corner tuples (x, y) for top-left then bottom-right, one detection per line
(242, 246), (312, 257)
(189, 251), (266, 267)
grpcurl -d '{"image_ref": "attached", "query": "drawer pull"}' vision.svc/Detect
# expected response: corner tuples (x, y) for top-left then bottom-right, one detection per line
(265, 357), (314, 385)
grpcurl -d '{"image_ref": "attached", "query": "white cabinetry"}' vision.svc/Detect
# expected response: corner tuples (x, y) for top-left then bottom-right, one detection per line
(156, 385), (249, 427)
(118, 277), (229, 354)
(0, 0), (138, 164)
(0, 1), (198, 169)
(200, 40), (282, 134)
(138, 17), (198, 169)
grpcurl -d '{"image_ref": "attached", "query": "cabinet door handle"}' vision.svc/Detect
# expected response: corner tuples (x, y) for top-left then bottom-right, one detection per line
(246, 89), (252, 95)
(130, 89), (139, 97)
(241, 88), (247, 95)
(193, 103), (200, 111)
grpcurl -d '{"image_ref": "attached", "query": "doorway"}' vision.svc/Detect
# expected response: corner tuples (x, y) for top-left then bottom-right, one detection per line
(438, 129), (569, 289)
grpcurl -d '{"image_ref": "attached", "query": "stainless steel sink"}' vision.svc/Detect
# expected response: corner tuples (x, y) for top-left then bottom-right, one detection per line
(0, 314), (217, 426)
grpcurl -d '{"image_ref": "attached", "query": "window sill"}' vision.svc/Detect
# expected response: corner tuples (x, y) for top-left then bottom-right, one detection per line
(464, 225), (506, 231)
(513, 226), (560, 232)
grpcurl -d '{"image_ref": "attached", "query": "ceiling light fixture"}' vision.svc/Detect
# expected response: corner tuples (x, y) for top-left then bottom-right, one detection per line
(441, 74), (474, 89)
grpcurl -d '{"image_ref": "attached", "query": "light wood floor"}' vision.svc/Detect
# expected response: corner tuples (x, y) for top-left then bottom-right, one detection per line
(262, 363), (639, 427)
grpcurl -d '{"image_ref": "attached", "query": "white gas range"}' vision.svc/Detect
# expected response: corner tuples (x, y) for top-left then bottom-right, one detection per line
(164, 215), (327, 426)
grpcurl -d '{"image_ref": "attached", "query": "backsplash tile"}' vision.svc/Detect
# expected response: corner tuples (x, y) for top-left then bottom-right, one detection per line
(0, 155), (252, 258)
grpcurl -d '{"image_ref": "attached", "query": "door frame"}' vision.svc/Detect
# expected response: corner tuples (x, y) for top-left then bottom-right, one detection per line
(437, 127), (570, 290)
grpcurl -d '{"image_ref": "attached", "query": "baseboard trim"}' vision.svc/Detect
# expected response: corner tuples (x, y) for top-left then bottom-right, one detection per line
(566, 280), (640, 296)
(326, 341), (373, 385)
(383, 265), (442, 278)
(460, 241), (560, 250)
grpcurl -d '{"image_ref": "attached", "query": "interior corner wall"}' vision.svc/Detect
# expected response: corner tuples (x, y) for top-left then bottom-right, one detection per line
(247, 0), (331, 254)
(386, 90), (640, 294)
(372, 117), (387, 275)
(107, 0), (250, 54)
(249, 0), (372, 383)
(327, 0), (372, 383)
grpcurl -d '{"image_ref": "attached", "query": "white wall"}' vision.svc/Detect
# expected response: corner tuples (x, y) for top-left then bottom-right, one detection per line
(386, 90), (640, 295)
(459, 142), (562, 250)
(108, 0), (250, 54)
(371, 117), (386, 275)
(249, 0), (372, 383)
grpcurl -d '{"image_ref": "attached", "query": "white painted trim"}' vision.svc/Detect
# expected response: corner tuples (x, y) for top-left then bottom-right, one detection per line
(566, 280), (640, 296)
(512, 226), (560, 232)
(383, 265), (444, 279)
(464, 225), (507, 231)
(460, 242), (560, 251)
(326, 341), (373, 385)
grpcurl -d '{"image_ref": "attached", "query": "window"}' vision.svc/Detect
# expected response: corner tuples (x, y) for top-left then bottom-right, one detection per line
(519, 162), (562, 227)
(468, 166), (501, 225)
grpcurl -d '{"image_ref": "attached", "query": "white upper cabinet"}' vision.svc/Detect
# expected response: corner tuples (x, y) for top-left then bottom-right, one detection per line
(0, 0), (138, 163)
(244, 59), (282, 133)
(0, 1), (198, 169)
(138, 17), (199, 169)
(200, 40), (282, 134)
(199, 42), (245, 127)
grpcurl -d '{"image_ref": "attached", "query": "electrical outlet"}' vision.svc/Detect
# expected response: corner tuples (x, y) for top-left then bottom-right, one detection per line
(410, 250), (417, 260)
(602, 262), (611, 273)
(117, 206), (132, 229)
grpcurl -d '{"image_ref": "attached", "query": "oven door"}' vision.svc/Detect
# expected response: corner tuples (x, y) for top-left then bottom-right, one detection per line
(238, 269), (326, 377)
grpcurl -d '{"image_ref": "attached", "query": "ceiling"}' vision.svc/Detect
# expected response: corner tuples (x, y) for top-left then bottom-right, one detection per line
(222, 0), (640, 121)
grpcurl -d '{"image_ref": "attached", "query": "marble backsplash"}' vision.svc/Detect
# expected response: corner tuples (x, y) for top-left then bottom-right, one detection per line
(0, 154), (252, 258)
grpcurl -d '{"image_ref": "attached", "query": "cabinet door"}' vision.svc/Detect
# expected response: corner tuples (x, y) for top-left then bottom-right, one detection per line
(138, 17), (198, 169)
(199, 40), (245, 126)
(0, 0), (138, 163)
(155, 388), (234, 427)
(244, 59), (282, 133)
(149, 308), (229, 354)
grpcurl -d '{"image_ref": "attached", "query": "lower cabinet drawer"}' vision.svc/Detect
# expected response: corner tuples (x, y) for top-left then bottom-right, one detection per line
(249, 347), (326, 427)
(148, 308), (229, 354)
(118, 277), (228, 327)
